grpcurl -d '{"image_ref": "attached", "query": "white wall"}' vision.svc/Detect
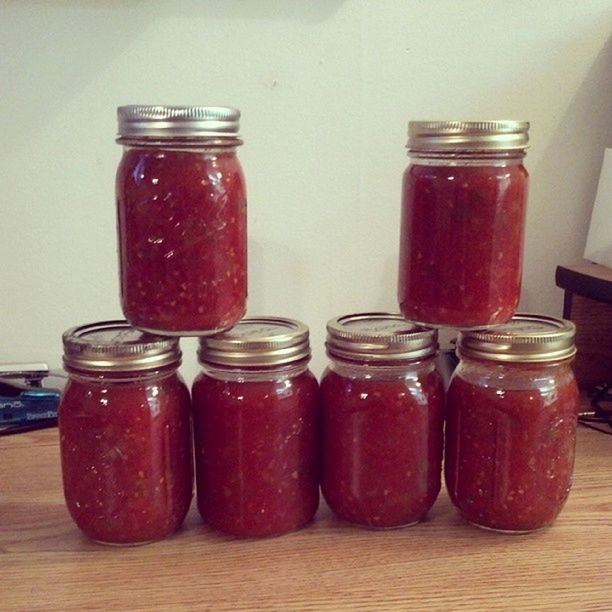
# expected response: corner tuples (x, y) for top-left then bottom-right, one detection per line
(2, 0), (611, 382)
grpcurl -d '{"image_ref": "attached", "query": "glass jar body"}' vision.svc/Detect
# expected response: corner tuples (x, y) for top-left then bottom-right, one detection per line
(445, 356), (579, 532)
(398, 153), (528, 327)
(116, 141), (247, 335)
(321, 358), (444, 528)
(192, 363), (320, 537)
(58, 368), (193, 544)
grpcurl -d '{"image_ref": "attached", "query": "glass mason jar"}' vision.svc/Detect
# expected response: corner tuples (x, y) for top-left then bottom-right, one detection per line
(116, 105), (247, 335)
(445, 314), (580, 533)
(192, 317), (319, 537)
(321, 313), (444, 528)
(58, 321), (193, 545)
(398, 120), (530, 328)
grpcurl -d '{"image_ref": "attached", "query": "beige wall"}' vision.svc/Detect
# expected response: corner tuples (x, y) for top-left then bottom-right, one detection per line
(2, 0), (611, 380)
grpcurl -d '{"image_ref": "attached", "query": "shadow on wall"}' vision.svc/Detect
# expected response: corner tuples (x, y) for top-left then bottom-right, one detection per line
(157, 0), (347, 23)
(2, 2), (152, 141)
(374, 253), (401, 314)
(7, 0), (346, 22)
(2, 0), (346, 142)
(521, 34), (612, 312)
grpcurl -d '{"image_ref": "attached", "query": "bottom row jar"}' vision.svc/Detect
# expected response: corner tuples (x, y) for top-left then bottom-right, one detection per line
(321, 313), (444, 528)
(192, 317), (320, 537)
(445, 314), (580, 533)
(59, 322), (193, 545)
(58, 313), (579, 544)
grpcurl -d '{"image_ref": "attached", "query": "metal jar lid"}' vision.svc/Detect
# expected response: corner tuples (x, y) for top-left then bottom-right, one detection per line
(62, 321), (182, 373)
(457, 314), (576, 363)
(197, 317), (310, 367)
(326, 313), (438, 362)
(408, 120), (529, 152)
(117, 105), (240, 140)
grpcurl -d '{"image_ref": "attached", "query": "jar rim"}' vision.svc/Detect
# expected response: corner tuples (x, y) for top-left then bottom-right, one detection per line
(197, 316), (311, 367)
(326, 312), (438, 362)
(117, 105), (241, 139)
(457, 313), (576, 363)
(408, 120), (529, 152)
(62, 320), (181, 373)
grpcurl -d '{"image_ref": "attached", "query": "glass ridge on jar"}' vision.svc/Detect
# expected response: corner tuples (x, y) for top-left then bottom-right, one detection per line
(321, 313), (444, 529)
(115, 105), (247, 336)
(58, 321), (193, 545)
(445, 314), (580, 533)
(398, 120), (530, 328)
(192, 317), (319, 538)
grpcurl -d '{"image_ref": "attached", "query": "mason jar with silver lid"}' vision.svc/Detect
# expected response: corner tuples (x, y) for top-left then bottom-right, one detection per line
(445, 313), (580, 533)
(398, 120), (530, 328)
(320, 312), (444, 529)
(192, 316), (319, 537)
(58, 320), (192, 545)
(115, 105), (247, 336)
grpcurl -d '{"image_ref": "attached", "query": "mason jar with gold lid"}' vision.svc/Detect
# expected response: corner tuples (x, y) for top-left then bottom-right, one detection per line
(192, 316), (319, 537)
(445, 313), (580, 533)
(58, 321), (192, 545)
(116, 105), (247, 336)
(398, 120), (530, 328)
(321, 313), (444, 529)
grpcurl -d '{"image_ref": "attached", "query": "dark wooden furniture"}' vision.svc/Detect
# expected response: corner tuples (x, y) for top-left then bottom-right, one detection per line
(555, 262), (612, 391)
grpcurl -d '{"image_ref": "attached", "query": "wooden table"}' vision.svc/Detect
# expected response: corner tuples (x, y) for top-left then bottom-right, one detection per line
(2, 425), (611, 611)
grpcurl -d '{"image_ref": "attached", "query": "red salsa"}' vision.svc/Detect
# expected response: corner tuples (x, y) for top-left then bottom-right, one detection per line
(192, 368), (319, 537)
(59, 322), (192, 545)
(399, 163), (527, 327)
(116, 148), (246, 334)
(321, 364), (444, 528)
(445, 315), (579, 532)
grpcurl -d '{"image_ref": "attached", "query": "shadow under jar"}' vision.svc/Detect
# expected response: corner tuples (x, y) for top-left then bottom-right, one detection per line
(58, 321), (193, 545)
(445, 314), (580, 533)
(192, 317), (320, 537)
(398, 120), (529, 328)
(321, 313), (444, 529)
(115, 105), (247, 336)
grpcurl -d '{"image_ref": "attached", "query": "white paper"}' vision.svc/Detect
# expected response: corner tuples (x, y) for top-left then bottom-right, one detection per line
(584, 148), (612, 268)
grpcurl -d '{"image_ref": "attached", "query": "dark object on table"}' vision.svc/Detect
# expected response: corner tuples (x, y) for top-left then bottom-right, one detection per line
(555, 262), (612, 391)
(579, 383), (612, 436)
(0, 363), (65, 435)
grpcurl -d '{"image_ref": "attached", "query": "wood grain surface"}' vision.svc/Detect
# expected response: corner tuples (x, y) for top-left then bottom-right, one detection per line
(2, 423), (611, 611)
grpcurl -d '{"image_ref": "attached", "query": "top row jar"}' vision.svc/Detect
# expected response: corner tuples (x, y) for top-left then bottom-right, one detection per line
(398, 120), (530, 328)
(115, 109), (529, 335)
(115, 105), (247, 336)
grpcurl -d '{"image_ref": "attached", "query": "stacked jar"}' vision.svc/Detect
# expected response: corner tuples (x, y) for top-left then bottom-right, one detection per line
(114, 105), (247, 336)
(398, 120), (530, 328)
(395, 120), (580, 532)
